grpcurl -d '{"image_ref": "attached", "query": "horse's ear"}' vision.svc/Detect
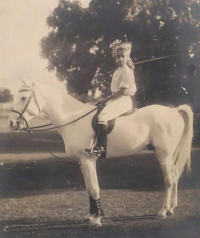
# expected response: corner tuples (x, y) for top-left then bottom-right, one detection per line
(19, 77), (27, 86)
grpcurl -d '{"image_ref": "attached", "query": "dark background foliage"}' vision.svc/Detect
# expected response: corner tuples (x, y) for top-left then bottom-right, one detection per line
(40, 0), (200, 109)
(0, 88), (13, 104)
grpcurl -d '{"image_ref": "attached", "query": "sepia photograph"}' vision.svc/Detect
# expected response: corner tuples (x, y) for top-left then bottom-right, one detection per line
(0, 0), (200, 237)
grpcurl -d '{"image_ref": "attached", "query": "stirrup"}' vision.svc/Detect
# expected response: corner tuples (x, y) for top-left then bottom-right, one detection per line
(92, 147), (105, 158)
(85, 138), (96, 155)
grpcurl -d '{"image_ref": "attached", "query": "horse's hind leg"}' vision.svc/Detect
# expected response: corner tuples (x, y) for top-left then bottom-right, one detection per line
(80, 157), (104, 228)
(156, 149), (174, 219)
(168, 164), (179, 217)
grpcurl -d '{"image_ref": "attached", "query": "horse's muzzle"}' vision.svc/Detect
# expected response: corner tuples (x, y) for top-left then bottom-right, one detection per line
(9, 120), (18, 131)
(9, 118), (24, 131)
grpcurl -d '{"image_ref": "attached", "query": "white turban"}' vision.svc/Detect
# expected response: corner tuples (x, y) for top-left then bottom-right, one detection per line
(110, 39), (132, 57)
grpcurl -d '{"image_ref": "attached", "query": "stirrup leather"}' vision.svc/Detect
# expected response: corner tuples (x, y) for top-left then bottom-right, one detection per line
(85, 138), (96, 154)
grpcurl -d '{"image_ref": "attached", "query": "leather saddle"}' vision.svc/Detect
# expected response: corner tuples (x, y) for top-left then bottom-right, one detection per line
(92, 105), (137, 134)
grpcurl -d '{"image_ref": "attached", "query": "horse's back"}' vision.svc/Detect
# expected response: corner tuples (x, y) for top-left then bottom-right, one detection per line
(108, 104), (184, 155)
(116, 104), (178, 125)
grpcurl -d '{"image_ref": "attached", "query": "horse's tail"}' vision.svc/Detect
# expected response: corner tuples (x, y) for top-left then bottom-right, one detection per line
(173, 104), (193, 178)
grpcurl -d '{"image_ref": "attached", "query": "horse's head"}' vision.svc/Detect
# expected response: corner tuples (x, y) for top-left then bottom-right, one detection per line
(8, 81), (44, 131)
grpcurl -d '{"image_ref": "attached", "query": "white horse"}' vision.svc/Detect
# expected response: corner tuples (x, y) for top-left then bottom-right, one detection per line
(8, 81), (193, 228)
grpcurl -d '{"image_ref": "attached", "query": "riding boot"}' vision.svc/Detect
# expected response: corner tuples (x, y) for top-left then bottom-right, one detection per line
(93, 123), (108, 159)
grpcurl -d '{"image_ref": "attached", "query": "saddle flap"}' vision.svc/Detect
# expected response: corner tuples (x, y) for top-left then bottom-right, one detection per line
(92, 106), (115, 134)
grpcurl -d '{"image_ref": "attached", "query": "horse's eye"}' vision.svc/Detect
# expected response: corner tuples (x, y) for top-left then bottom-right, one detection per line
(21, 96), (27, 101)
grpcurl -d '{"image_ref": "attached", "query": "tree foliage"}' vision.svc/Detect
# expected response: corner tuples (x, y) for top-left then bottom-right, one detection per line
(41, 0), (200, 106)
(0, 88), (13, 104)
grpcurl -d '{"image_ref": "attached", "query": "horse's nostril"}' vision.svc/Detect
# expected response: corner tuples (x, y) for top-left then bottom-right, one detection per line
(10, 121), (13, 127)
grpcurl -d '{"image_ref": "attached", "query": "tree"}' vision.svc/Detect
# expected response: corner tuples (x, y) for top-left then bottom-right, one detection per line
(0, 88), (13, 110)
(41, 0), (200, 106)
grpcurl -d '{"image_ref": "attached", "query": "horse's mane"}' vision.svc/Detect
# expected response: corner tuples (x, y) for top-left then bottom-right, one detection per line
(35, 81), (66, 93)
(34, 81), (91, 111)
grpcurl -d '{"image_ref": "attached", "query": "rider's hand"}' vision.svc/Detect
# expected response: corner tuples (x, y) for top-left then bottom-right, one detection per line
(100, 97), (109, 105)
(95, 96), (110, 106)
(95, 101), (102, 106)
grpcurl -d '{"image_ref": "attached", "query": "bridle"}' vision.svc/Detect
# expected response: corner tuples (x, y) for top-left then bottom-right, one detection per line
(10, 87), (99, 133)
(10, 86), (99, 167)
(11, 88), (41, 133)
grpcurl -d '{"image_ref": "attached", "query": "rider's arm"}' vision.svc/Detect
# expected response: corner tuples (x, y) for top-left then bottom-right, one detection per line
(101, 88), (126, 104)
(101, 68), (131, 104)
(109, 88), (126, 100)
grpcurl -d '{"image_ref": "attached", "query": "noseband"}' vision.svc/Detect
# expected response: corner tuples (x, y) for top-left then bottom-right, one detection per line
(11, 88), (41, 133)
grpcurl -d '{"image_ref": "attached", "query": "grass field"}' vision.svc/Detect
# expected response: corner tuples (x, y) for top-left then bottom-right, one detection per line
(0, 113), (200, 238)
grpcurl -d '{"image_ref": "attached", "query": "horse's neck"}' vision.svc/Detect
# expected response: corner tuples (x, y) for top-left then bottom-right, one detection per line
(38, 84), (90, 125)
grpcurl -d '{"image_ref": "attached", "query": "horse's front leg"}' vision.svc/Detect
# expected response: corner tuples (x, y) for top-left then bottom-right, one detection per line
(79, 161), (96, 223)
(80, 156), (104, 228)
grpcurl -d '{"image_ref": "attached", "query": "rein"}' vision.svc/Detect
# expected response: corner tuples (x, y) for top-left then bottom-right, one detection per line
(22, 106), (99, 133)
(10, 87), (101, 167)
(11, 88), (99, 133)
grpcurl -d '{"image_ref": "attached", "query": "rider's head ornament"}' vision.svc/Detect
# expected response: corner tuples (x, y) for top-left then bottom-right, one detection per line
(110, 39), (132, 57)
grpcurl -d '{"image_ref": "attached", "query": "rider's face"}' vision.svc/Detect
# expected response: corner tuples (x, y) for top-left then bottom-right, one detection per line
(115, 51), (129, 67)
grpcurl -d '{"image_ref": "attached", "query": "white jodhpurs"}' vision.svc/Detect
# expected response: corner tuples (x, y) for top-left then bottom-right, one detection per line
(98, 95), (133, 124)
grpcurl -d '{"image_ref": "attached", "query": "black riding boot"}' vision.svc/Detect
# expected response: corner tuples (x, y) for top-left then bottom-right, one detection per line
(93, 123), (108, 159)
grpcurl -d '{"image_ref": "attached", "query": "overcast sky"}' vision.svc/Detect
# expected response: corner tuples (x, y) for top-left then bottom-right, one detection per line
(0, 0), (90, 97)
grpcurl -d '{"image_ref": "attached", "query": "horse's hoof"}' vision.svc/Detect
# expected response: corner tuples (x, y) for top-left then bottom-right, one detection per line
(167, 210), (174, 217)
(83, 214), (95, 223)
(157, 213), (167, 219)
(89, 216), (102, 229)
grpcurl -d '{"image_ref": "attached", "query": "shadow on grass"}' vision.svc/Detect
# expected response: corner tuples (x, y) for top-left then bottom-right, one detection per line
(0, 150), (199, 198)
(0, 215), (199, 238)
(1, 214), (156, 232)
(0, 131), (65, 153)
(0, 131), (200, 198)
